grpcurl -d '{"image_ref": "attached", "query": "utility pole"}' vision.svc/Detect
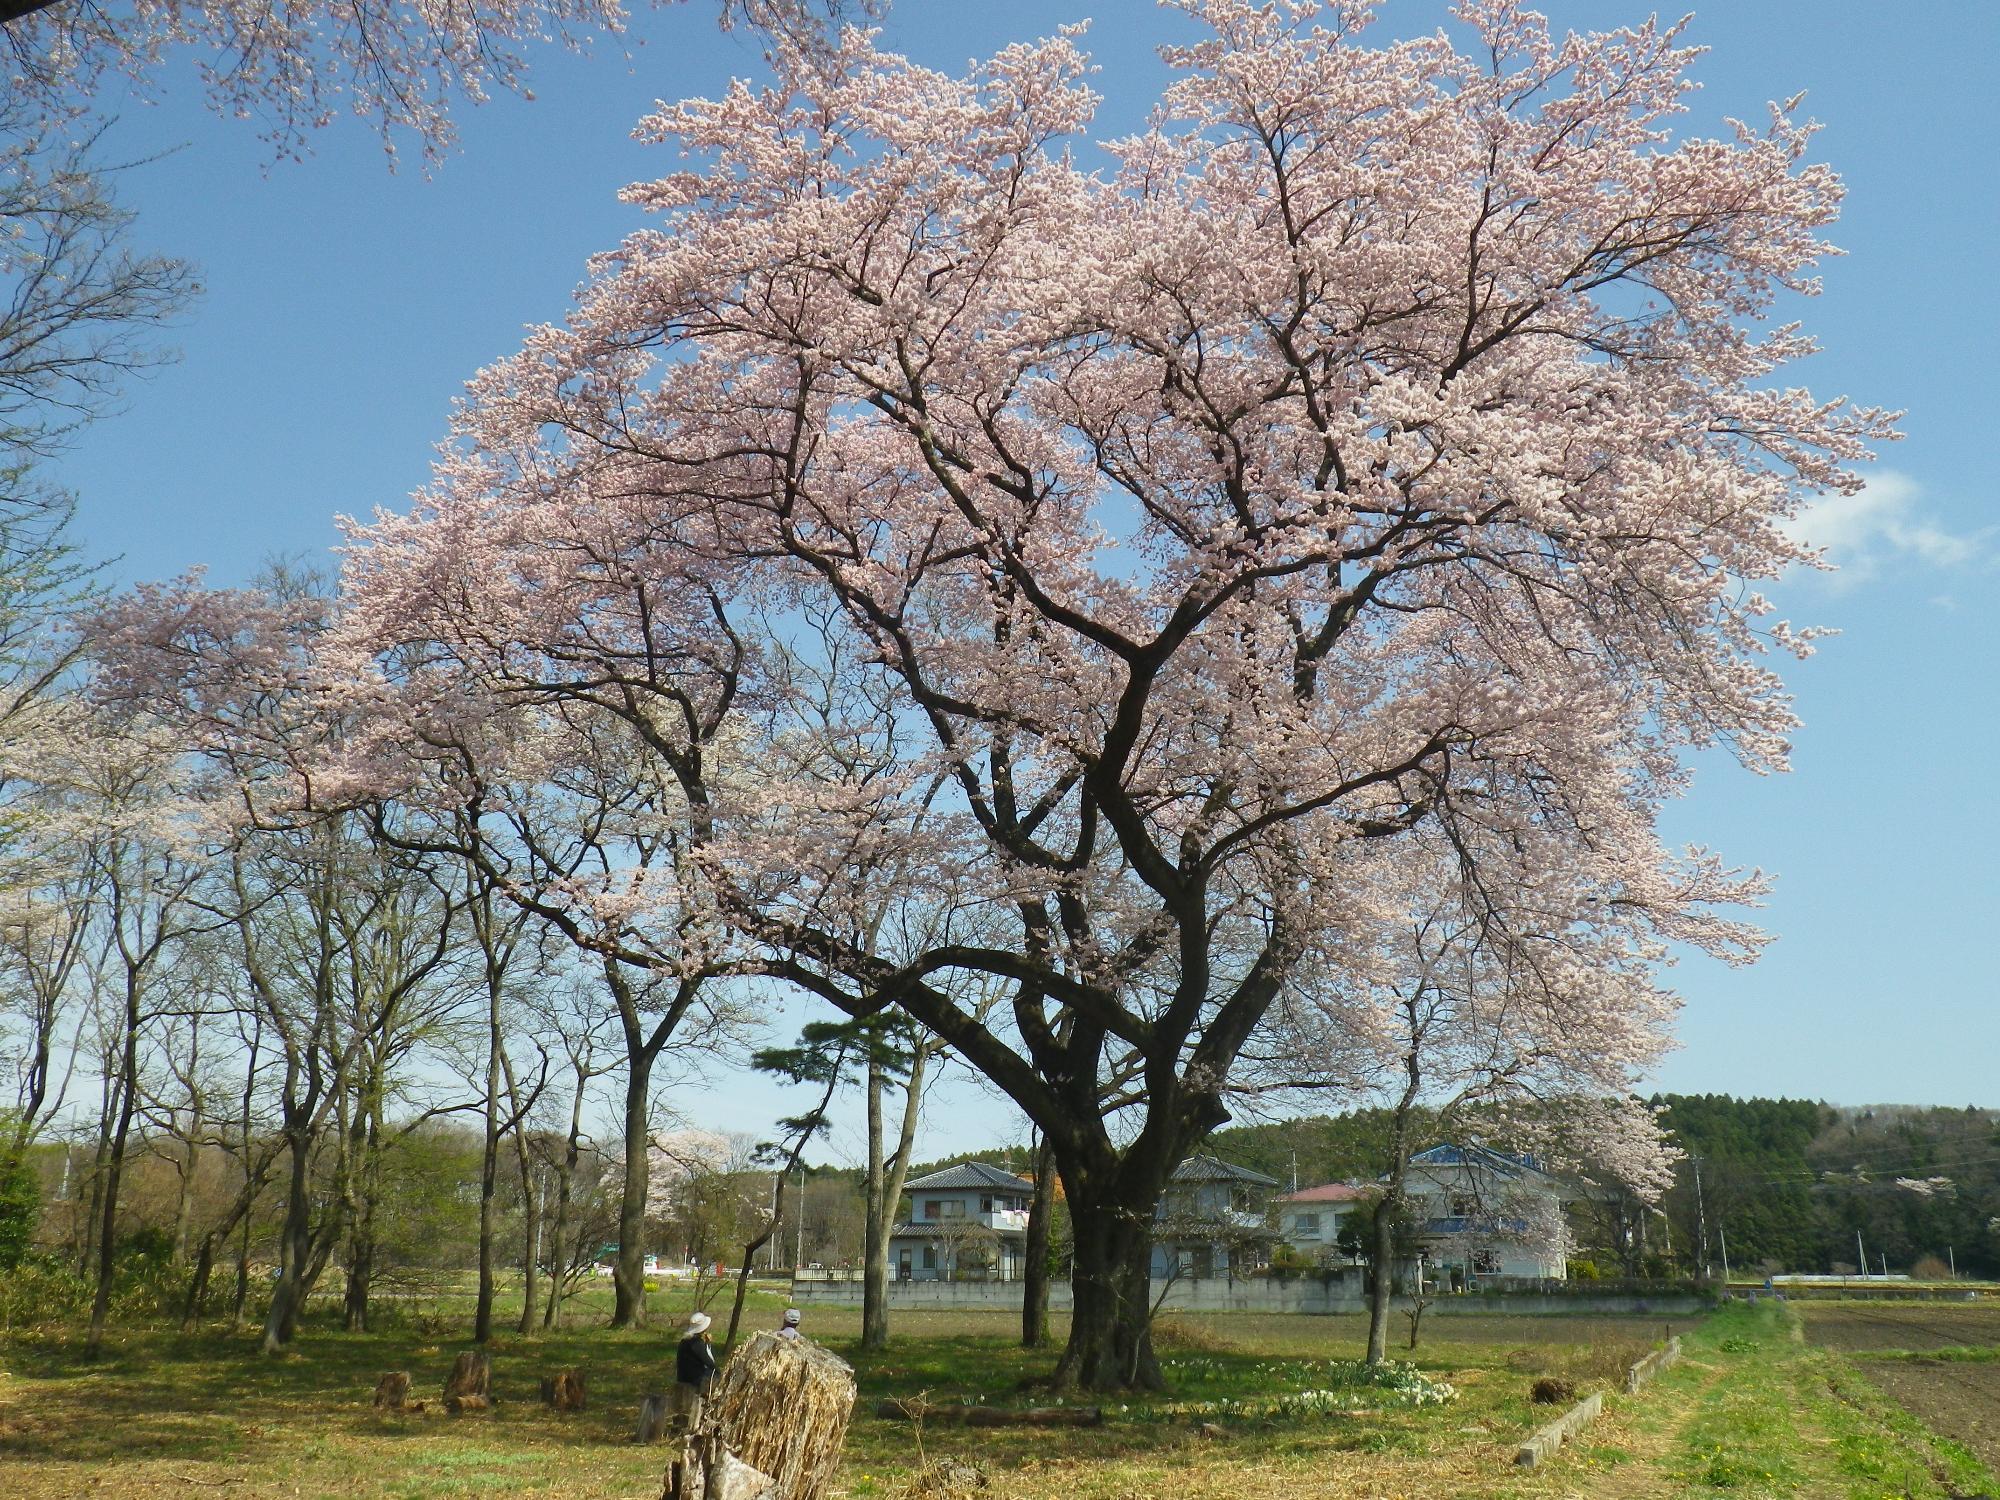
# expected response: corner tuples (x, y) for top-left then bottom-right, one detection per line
(1691, 1157), (1710, 1280)
(1949, 1245), (1957, 1279)
(1856, 1229), (1867, 1281)
(1290, 1149), (1298, 1195)
(1717, 1224), (1731, 1286)
(794, 1166), (805, 1271)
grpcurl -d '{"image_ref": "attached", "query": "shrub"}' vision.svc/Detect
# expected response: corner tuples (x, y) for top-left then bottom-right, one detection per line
(0, 1151), (35, 1269)
(1149, 1316), (1241, 1354)
(1530, 1376), (1577, 1405)
(1266, 1244), (1315, 1278)
(1565, 1258), (1603, 1281)
(0, 1255), (92, 1329)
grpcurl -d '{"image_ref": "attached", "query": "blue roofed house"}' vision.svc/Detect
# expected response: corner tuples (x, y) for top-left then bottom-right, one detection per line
(887, 1161), (1033, 1282)
(1149, 1154), (1282, 1279)
(1404, 1143), (1572, 1282)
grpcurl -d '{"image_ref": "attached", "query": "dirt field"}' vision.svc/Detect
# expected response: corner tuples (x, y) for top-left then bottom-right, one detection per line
(1804, 1300), (2000, 1474)
(1802, 1299), (2000, 1353)
(1858, 1360), (2000, 1475)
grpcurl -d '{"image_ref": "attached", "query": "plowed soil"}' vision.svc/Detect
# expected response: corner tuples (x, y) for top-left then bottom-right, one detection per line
(1804, 1301), (2000, 1473)
(1860, 1359), (2000, 1473)
(1803, 1300), (2000, 1353)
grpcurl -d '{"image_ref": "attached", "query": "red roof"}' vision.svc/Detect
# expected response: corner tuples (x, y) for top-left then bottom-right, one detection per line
(1280, 1182), (1369, 1203)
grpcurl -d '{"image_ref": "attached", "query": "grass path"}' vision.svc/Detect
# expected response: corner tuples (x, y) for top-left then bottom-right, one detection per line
(1509, 1303), (2000, 1500)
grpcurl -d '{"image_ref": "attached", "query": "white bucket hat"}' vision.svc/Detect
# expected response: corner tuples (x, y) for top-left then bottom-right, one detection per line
(685, 1311), (712, 1334)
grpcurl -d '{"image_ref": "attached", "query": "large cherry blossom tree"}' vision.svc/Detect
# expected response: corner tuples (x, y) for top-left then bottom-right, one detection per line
(0, 0), (869, 160)
(305, 0), (1888, 1388)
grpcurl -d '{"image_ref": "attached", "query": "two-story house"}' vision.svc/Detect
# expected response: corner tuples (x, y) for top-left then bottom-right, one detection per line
(1276, 1181), (1370, 1264)
(887, 1161), (1033, 1282)
(1403, 1143), (1571, 1281)
(1150, 1154), (1281, 1279)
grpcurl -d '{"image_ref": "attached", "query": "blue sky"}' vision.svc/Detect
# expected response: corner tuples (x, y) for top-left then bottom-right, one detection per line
(49, 1), (2000, 1157)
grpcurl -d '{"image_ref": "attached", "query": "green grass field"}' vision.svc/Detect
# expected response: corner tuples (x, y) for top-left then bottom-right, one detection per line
(0, 1288), (1989, 1499)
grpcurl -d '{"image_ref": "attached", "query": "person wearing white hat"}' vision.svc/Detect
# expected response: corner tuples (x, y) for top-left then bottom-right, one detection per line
(776, 1307), (803, 1342)
(676, 1310), (717, 1403)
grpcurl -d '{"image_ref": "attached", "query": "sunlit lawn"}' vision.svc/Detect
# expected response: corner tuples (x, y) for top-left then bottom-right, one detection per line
(1, 1286), (1978, 1499)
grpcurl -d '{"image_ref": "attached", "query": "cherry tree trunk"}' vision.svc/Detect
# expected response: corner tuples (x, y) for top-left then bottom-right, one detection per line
(1050, 1197), (1160, 1392)
(612, 1057), (654, 1328)
(1021, 1136), (1055, 1350)
(860, 1060), (888, 1351)
(1365, 1201), (1396, 1366)
(474, 1000), (502, 1344)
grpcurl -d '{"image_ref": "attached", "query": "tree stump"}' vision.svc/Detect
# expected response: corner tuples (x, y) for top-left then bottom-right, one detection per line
(707, 1331), (856, 1500)
(637, 1394), (672, 1445)
(372, 1371), (411, 1410)
(444, 1394), (491, 1414)
(442, 1350), (491, 1405)
(664, 1424), (775, 1500)
(541, 1370), (588, 1412)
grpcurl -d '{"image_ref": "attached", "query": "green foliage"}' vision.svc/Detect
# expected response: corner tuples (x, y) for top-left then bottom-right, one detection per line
(0, 1255), (90, 1328)
(1656, 1095), (2000, 1278)
(1566, 1258), (1603, 1281)
(1206, 1108), (1415, 1188)
(1267, 1242), (1316, 1276)
(372, 1125), (485, 1279)
(0, 1148), (37, 1269)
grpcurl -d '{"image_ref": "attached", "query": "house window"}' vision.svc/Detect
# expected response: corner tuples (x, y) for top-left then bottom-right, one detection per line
(1450, 1195), (1478, 1217)
(938, 1199), (965, 1219)
(980, 1195), (993, 1212)
(1294, 1213), (1321, 1236)
(1471, 1249), (1501, 1274)
(922, 1200), (939, 1220)
(922, 1246), (936, 1270)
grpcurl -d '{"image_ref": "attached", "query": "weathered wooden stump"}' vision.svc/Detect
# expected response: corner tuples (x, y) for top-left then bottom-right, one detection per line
(665, 1425), (775, 1500)
(372, 1371), (411, 1410)
(637, 1394), (670, 1444)
(639, 1384), (703, 1444)
(708, 1331), (856, 1500)
(444, 1393), (491, 1415)
(442, 1350), (491, 1405)
(541, 1370), (587, 1412)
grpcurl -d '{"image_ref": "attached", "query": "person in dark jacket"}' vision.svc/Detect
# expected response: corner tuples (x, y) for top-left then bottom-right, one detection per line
(676, 1310), (718, 1400)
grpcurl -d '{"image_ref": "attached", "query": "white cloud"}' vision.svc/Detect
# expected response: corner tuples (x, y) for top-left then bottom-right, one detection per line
(1783, 470), (1989, 588)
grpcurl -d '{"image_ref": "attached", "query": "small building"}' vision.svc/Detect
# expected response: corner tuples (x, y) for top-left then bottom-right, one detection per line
(1150, 1154), (1281, 1278)
(1404, 1143), (1571, 1282)
(887, 1161), (1032, 1282)
(1276, 1181), (1371, 1263)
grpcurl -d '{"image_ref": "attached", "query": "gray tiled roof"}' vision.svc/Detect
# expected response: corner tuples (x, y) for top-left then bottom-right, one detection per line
(1409, 1143), (1553, 1180)
(1170, 1153), (1281, 1187)
(904, 1160), (1033, 1192)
